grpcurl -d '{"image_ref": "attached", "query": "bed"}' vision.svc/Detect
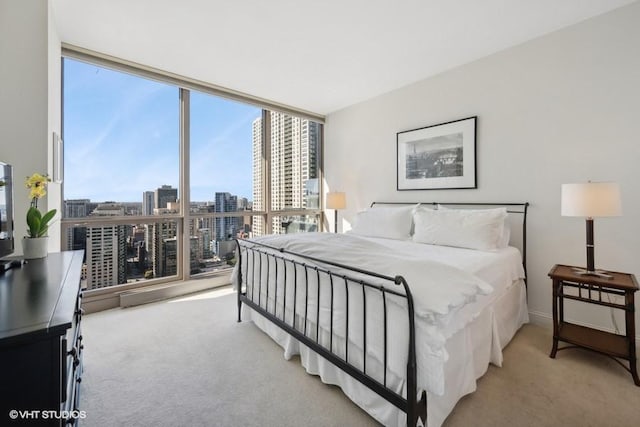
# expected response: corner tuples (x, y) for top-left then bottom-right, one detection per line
(233, 202), (529, 426)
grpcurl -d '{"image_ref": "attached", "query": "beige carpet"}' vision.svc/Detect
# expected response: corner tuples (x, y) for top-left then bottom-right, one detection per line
(80, 287), (640, 427)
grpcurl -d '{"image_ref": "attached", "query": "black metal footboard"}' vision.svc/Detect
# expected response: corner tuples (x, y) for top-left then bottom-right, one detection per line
(235, 239), (427, 426)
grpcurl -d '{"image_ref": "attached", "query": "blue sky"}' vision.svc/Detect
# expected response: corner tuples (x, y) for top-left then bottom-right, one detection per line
(63, 58), (260, 203)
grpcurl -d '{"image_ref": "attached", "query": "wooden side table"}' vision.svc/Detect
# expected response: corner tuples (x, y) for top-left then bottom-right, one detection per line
(549, 264), (639, 386)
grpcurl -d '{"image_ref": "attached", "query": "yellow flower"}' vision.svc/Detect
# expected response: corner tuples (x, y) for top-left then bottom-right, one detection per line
(29, 185), (47, 199)
(25, 173), (50, 199)
(25, 172), (57, 238)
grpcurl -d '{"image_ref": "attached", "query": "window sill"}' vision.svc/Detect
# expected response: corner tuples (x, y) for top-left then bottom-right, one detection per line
(82, 273), (232, 313)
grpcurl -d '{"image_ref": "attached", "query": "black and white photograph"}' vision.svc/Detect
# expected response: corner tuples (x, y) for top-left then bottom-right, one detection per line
(397, 116), (477, 190)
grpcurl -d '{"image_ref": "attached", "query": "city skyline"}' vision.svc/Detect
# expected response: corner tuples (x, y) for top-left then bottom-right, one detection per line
(62, 59), (321, 290)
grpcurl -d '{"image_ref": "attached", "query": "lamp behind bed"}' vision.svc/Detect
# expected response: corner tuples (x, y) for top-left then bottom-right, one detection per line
(326, 192), (346, 233)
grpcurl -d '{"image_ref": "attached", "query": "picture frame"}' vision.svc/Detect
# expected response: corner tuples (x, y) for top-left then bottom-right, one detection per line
(397, 116), (477, 190)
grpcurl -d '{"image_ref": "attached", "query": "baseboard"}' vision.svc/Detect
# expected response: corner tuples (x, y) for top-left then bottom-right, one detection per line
(119, 275), (231, 308)
(81, 274), (233, 313)
(528, 310), (553, 328)
(82, 292), (121, 314)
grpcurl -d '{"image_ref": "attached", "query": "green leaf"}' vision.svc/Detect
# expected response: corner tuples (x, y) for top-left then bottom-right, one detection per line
(41, 209), (57, 227)
(26, 207), (41, 238)
(26, 207), (56, 238)
(37, 225), (49, 238)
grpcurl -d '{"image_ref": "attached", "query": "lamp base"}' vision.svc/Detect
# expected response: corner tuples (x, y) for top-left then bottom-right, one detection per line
(571, 267), (613, 279)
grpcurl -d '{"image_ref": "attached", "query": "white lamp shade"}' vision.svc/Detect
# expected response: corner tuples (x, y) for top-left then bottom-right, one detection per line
(561, 182), (622, 217)
(326, 192), (346, 210)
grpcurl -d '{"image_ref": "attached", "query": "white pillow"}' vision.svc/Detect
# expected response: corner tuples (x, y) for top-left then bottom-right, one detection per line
(413, 206), (508, 250)
(349, 204), (418, 240)
(499, 225), (511, 248)
(437, 205), (511, 248)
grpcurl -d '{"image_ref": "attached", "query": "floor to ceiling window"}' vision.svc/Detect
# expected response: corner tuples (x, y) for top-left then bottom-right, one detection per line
(62, 58), (181, 290)
(189, 91), (260, 276)
(61, 54), (323, 293)
(267, 111), (321, 234)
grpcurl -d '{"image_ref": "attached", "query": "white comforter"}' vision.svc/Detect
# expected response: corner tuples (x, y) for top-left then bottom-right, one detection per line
(233, 232), (499, 395)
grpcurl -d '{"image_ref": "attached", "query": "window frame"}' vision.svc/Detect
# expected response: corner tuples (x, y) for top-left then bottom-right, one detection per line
(60, 47), (325, 297)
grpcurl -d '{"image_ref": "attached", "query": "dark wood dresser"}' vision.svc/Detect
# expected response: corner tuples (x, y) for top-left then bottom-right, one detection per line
(0, 251), (85, 426)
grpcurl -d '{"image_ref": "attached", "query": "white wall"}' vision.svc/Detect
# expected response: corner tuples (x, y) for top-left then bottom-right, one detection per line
(324, 3), (640, 334)
(0, 0), (61, 254)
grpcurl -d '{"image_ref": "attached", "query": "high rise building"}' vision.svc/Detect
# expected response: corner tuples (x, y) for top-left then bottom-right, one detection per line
(252, 112), (320, 235)
(63, 199), (91, 251)
(214, 192), (239, 258)
(64, 198), (91, 218)
(149, 203), (179, 278)
(130, 225), (147, 273)
(215, 192), (239, 241)
(160, 235), (200, 276)
(142, 191), (155, 215)
(86, 202), (127, 289)
(237, 197), (249, 210)
(189, 203), (215, 261)
(155, 185), (177, 210)
(150, 219), (177, 278)
(252, 116), (264, 236)
(195, 228), (212, 259)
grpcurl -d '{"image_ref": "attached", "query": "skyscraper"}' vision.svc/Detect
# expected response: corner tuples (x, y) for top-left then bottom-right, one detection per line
(155, 185), (177, 210)
(215, 192), (239, 240)
(190, 203), (215, 260)
(64, 198), (91, 218)
(214, 192), (239, 258)
(252, 112), (319, 235)
(142, 191), (155, 215)
(85, 203), (127, 289)
(63, 199), (91, 251)
(150, 219), (177, 278)
(252, 116), (264, 236)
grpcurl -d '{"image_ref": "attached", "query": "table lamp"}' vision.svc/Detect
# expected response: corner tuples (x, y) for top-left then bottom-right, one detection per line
(326, 192), (346, 233)
(561, 181), (622, 278)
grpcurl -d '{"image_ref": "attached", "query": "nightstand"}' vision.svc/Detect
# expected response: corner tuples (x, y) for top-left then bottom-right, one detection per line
(549, 264), (639, 386)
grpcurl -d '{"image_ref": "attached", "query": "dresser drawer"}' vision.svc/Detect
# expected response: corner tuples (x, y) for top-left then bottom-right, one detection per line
(62, 349), (82, 419)
(62, 291), (84, 409)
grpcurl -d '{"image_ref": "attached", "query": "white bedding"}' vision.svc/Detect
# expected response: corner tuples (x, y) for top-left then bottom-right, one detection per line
(247, 232), (495, 322)
(359, 236), (524, 340)
(233, 232), (528, 426)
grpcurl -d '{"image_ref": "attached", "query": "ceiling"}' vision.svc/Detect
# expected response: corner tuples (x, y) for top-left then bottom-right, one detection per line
(52, 0), (635, 116)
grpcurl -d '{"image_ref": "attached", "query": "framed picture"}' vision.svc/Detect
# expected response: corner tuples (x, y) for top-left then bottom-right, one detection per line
(397, 116), (477, 190)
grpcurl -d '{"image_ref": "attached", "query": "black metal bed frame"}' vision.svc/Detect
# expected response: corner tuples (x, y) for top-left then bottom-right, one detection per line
(235, 202), (529, 426)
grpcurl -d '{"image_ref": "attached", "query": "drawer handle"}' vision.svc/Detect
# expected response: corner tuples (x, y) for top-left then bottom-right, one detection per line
(68, 347), (77, 358)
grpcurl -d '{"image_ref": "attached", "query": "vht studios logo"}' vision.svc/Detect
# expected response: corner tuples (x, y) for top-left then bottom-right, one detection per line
(8, 410), (87, 420)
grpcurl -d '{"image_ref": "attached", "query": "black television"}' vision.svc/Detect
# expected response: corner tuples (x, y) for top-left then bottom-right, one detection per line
(0, 161), (15, 260)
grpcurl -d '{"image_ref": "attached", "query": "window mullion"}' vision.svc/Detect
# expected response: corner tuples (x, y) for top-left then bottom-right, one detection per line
(180, 88), (190, 280)
(263, 110), (272, 234)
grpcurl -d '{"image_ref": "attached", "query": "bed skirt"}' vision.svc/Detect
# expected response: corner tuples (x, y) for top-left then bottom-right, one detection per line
(243, 279), (528, 427)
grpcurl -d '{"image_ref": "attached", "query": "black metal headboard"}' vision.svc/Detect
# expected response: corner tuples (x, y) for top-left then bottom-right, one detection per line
(370, 202), (530, 284)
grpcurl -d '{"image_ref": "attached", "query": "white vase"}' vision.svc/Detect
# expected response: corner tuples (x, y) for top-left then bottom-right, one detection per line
(22, 237), (49, 259)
